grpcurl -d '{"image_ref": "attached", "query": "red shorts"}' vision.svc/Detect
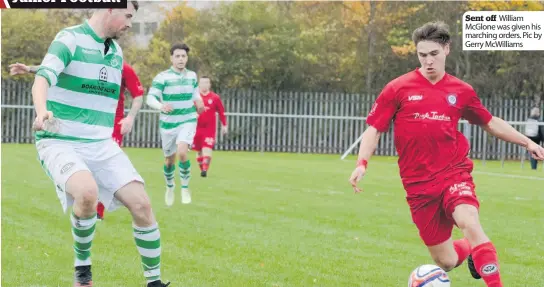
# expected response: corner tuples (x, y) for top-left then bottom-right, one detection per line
(406, 171), (479, 246)
(192, 127), (215, 151)
(112, 118), (123, 147)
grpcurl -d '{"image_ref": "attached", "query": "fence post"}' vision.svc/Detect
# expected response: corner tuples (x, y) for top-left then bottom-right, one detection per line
(482, 133), (488, 166)
(260, 117), (265, 153)
(500, 140), (506, 168)
(520, 145), (525, 169)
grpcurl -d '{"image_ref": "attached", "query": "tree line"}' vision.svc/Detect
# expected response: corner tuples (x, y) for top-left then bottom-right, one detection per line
(2, 1), (543, 104)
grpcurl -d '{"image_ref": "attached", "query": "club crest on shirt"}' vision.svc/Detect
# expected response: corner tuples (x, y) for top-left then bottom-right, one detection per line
(447, 94), (457, 105)
(110, 58), (120, 68)
(208, 99), (213, 105)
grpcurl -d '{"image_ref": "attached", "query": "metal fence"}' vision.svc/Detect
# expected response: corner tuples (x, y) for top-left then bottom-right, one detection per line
(2, 79), (543, 162)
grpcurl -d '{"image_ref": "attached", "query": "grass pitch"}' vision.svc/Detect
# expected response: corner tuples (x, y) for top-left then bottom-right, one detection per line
(1, 143), (542, 287)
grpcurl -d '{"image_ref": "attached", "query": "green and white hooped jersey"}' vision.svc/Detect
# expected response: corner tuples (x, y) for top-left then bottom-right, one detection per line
(35, 20), (123, 143)
(148, 68), (200, 131)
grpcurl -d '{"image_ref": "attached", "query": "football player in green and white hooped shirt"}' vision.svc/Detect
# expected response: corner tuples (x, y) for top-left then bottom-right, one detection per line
(146, 43), (205, 206)
(32, 3), (170, 287)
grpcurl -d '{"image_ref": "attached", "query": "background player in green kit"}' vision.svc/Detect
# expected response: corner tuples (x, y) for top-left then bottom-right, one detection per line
(32, 2), (170, 287)
(146, 43), (205, 206)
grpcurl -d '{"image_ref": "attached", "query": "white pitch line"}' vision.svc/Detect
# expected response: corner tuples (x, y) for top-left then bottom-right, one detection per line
(473, 171), (544, 181)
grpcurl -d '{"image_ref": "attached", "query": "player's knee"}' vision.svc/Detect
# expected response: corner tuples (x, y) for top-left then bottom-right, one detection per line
(76, 185), (98, 210)
(125, 186), (153, 223)
(164, 156), (175, 167)
(67, 171), (98, 210)
(177, 148), (189, 161)
(433, 256), (457, 272)
(454, 205), (481, 231)
(132, 199), (152, 219)
(202, 148), (212, 156)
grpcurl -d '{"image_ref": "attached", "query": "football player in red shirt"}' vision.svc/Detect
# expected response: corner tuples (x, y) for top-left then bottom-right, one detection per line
(10, 61), (145, 221)
(349, 21), (544, 287)
(192, 76), (227, 177)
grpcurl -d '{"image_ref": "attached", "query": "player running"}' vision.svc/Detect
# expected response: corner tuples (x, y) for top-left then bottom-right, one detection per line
(349, 21), (544, 287)
(31, 3), (170, 286)
(9, 61), (145, 221)
(146, 43), (204, 206)
(192, 76), (227, 177)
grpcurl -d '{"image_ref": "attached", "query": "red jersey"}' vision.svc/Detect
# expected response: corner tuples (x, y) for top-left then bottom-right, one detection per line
(115, 62), (144, 121)
(197, 91), (227, 130)
(365, 69), (493, 191)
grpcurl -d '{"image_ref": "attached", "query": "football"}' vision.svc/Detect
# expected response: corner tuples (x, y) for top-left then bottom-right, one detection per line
(408, 264), (451, 287)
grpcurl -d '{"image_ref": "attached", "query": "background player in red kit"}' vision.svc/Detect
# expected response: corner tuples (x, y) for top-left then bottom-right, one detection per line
(10, 61), (145, 220)
(348, 21), (544, 287)
(111, 62), (145, 146)
(192, 76), (227, 177)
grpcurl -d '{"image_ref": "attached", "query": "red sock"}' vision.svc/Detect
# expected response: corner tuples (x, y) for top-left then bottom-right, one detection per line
(202, 156), (211, 171)
(96, 202), (105, 219)
(472, 242), (503, 287)
(453, 238), (471, 267)
(197, 156), (203, 171)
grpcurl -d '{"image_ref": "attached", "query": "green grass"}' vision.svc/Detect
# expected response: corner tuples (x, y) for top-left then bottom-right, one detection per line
(2, 143), (543, 287)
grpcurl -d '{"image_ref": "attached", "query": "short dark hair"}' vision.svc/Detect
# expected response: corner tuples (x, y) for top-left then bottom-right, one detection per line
(412, 21), (450, 46)
(170, 43), (190, 55)
(130, 1), (139, 11)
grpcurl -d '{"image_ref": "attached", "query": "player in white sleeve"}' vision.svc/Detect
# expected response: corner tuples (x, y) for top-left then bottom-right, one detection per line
(31, 3), (170, 286)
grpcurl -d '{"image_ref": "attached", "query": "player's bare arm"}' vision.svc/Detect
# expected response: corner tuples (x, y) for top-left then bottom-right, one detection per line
(11, 62), (47, 127)
(31, 76), (53, 131)
(349, 125), (382, 193)
(349, 81), (397, 193)
(9, 63), (38, 75)
(119, 96), (143, 135)
(194, 97), (205, 114)
(218, 97), (228, 135)
(482, 116), (544, 160)
(146, 94), (172, 113)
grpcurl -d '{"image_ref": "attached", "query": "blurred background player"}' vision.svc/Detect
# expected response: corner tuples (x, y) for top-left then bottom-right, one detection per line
(146, 43), (205, 206)
(192, 76), (227, 177)
(349, 21), (544, 287)
(10, 61), (145, 220)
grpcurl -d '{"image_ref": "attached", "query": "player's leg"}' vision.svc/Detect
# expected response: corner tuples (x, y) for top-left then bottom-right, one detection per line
(426, 237), (472, 272)
(37, 141), (99, 286)
(160, 130), (177, 206)
(176, 122), (197, 204)
(196, 151), (203, 172)
(193, 130), (204, 171)
(91, 142), (169, 287)
(177, 141), (192, 204)
(200, 135), (216, 177)
(445, 175), (503, 286)
(453, 204), (502, 286)
(409, 194), (470, 272)
(116, 182), (168, 287)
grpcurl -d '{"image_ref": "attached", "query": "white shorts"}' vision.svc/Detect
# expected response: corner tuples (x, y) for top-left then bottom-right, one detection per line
(36, 138), (144, 213)
(160, 122), (197, 157)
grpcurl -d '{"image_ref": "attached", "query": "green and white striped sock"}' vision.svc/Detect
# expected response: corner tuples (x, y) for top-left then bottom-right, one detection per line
(71, 211), (97, 267)
(163, 164), (175, 188)
(133, 223), (162, 283)
(179, 160), (191, 189)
